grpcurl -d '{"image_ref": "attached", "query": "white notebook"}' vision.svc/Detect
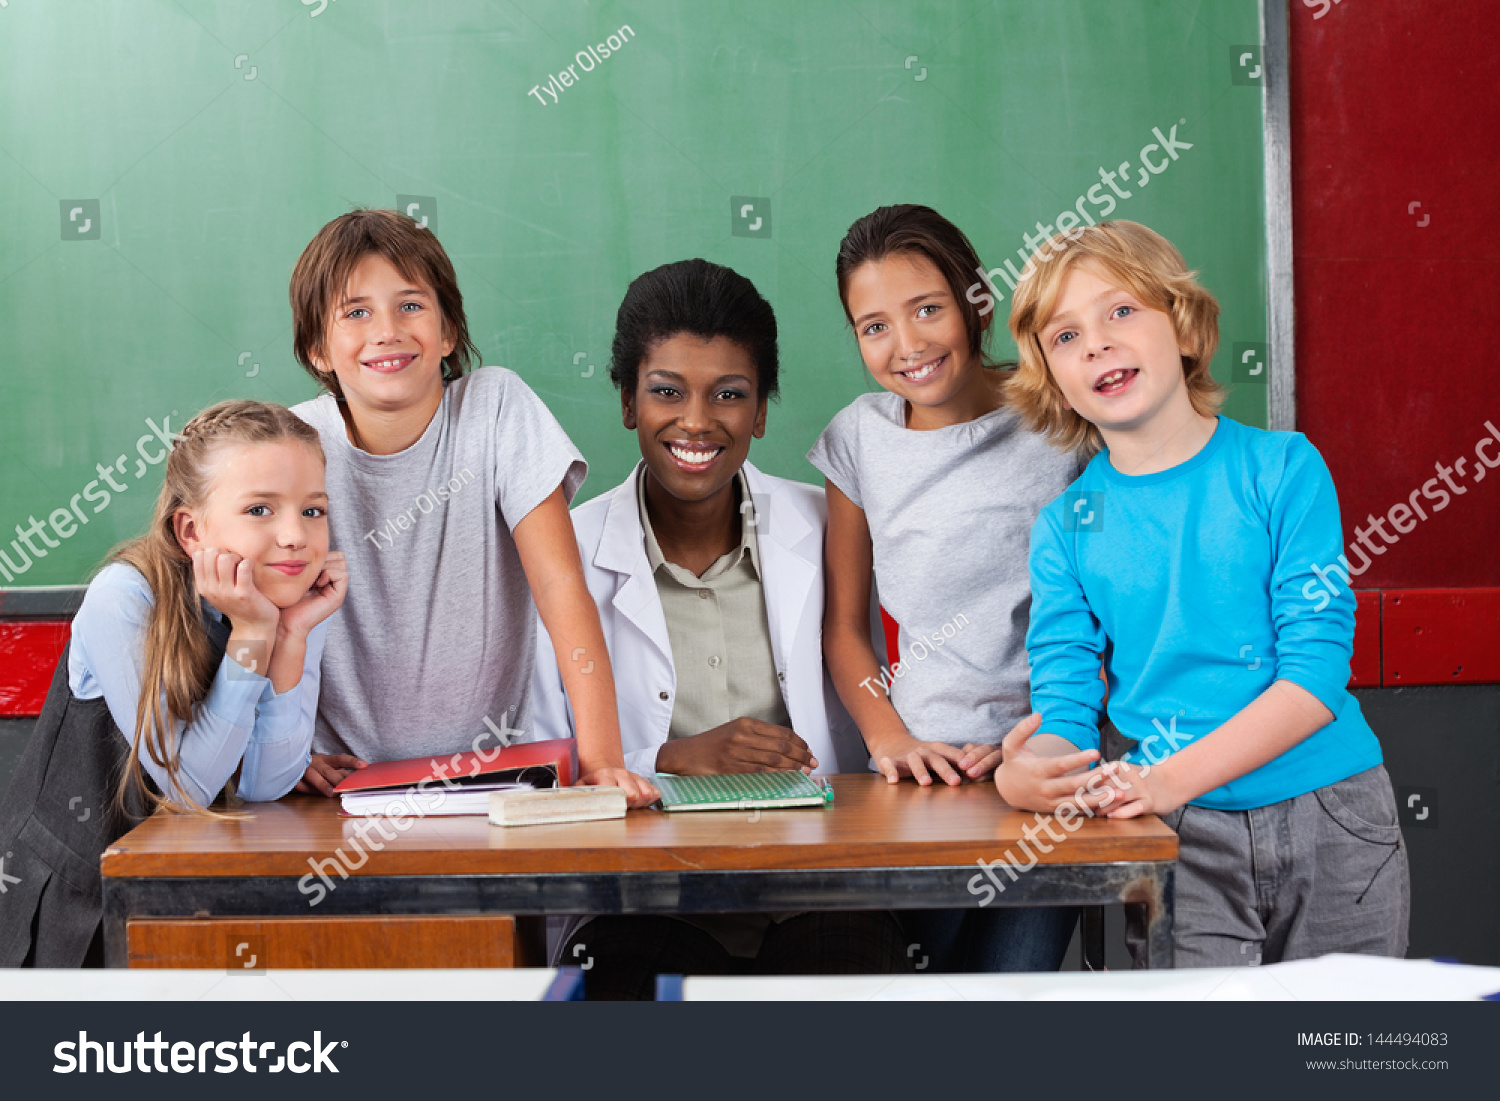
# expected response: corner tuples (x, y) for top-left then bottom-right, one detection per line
(340, 780), (532, 818)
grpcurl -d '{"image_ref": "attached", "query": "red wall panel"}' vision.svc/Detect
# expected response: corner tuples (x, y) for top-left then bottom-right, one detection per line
(1290, 1), (1500, 589)
(1349, 589), (1381, 687)
(1382, 589), (1500, 686)
(0, 621), (70, 716)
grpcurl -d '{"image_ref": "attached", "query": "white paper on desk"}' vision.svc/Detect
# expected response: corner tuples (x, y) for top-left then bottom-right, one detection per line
(340, 781), (532, 817)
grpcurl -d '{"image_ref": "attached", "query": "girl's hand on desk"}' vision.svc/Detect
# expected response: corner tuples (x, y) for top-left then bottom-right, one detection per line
(293, 752), (367, 796)
(957, 742), (1004, 780)
(581, 766), (660, 809)
(993, 713), (1101, 812)
(871, 735), (969, 787)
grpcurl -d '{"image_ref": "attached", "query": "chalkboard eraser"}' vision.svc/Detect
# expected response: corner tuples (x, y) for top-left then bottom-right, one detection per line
(489, 785), (627, 827)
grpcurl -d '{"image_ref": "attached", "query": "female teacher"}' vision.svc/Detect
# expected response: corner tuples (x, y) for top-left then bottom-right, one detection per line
(530, 258), (905, 997)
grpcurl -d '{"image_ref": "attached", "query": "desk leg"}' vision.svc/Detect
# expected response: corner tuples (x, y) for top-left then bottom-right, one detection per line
(1081, 906), (1106, 970)
(101, 880), (128, 969)
(1131, 863), (1175, 969)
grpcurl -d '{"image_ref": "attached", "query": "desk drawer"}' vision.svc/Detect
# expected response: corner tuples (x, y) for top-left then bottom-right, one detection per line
(126, 915), (520, 969)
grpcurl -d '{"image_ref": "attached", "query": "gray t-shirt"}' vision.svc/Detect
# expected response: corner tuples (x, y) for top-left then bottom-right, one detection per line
(293, 367), (585, 762)
(807, 391), (1079, 746)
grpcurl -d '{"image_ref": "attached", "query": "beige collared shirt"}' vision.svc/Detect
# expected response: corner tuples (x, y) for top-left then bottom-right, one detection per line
(637, 468), (790, 741)
(637, 468), (794, 957)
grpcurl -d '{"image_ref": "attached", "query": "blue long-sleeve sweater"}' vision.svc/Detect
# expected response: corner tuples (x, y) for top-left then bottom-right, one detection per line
(1026, 416), (1382, 811)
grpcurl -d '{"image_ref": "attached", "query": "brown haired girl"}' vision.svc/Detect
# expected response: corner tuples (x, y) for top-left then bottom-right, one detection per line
(0, 400), (346, 965)
(808, 204), (1080, 972)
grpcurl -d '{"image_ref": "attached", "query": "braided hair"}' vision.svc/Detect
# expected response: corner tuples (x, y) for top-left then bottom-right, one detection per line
(109, 400), (324, 816)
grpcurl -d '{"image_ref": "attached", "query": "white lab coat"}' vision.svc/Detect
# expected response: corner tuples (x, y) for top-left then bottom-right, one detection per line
(530, 460), (867, 776)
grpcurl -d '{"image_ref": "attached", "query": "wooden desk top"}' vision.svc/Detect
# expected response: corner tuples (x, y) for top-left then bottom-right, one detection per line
(102, 774), (1177, 879)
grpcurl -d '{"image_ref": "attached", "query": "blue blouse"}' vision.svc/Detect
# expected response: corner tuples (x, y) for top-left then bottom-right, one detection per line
(68, 561), (327, 805)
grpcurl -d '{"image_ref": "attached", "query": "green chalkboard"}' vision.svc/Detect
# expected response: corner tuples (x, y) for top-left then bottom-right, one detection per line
(0, 0), (1268, 586)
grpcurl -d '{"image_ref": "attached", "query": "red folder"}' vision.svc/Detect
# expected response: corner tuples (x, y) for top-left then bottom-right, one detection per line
(332, 737), (577, 795)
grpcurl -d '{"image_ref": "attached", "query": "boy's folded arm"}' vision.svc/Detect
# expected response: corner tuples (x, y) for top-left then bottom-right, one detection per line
(991, 515), (1110, 811)
(1025, 509), (1108, 753)
(1025, 731), (1092, 758)
(1146, 679), (1333, 811)
(995, 715), (1102, 811)
(1267, 437), (1360, 716)
(1111, 445), (1351, 815)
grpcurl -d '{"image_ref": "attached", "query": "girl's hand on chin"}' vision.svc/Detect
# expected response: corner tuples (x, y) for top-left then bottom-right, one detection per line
(192, 547), (280, 635)
(279, 551), (348, 637)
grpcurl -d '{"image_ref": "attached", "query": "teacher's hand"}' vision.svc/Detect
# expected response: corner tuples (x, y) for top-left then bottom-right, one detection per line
(656, 718), (817, 776)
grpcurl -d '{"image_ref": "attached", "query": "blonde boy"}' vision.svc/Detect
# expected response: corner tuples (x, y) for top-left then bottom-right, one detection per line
(994, 221), (1407, 966)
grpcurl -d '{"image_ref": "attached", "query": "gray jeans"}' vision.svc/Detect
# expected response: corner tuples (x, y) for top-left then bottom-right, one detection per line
(1128, 765), (1410, 968)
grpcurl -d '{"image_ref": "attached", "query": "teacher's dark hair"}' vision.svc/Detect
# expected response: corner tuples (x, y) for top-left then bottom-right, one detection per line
(609, 259), (780, 401)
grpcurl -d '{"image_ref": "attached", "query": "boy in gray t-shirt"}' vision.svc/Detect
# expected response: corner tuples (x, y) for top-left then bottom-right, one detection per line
(294, 367), (583, 764)
(283, 209), (657, 806)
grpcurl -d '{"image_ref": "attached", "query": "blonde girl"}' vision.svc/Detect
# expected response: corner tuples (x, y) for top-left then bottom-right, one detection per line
(0, 400), (346, 966)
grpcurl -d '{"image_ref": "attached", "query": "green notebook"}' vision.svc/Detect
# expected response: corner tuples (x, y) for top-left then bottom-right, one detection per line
(653, 771), (834, 812)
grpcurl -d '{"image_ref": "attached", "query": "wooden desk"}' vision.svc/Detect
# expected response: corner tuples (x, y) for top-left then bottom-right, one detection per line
(101, 774), (1178, 968)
